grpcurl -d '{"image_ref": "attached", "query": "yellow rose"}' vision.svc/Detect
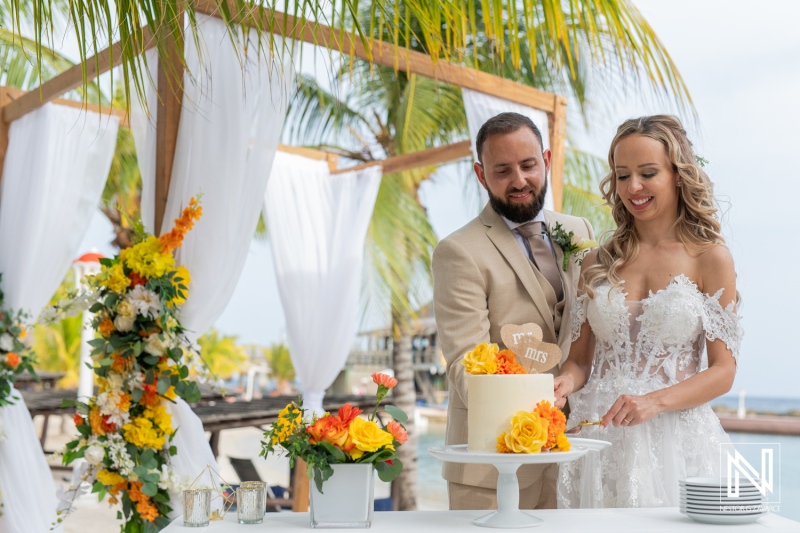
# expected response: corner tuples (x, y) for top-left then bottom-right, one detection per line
(462, 342), (499, 375)
(502, 411), (549, 453)
(346, 417), (394, 459)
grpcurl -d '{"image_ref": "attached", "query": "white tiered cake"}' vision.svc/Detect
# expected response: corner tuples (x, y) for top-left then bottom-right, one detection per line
(467, 374), (555, 452)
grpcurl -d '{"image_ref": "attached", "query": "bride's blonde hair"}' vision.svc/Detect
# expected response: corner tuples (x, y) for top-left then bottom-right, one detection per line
(583, 115), (726, 298)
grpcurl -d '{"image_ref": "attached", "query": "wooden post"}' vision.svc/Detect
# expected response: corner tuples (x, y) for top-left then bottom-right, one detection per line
(291, 459), (310, 512)
(547, 96), (568, 213)
(153, 10), (185, 235)
(0, 88), (11, 189)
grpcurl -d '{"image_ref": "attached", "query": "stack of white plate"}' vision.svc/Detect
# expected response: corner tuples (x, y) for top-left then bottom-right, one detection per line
(679, 477), (767, 525)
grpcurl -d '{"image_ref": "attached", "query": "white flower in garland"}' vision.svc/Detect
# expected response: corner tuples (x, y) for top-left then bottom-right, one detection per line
(96, 391), (132, 427)
(144, 334), (170, 356)
(113, 314), (136, 332)
(127, 286), (161, 319)
(0, 333), (13, 351)
(107, 434), (136, 477)
(156, 464), (191, 493)
(84, 445), (106, 466)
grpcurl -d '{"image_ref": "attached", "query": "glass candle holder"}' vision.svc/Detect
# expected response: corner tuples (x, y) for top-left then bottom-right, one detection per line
(237, 485), (266, 524)
(183, 488), (212, 528)
(240, 481), (267, 512)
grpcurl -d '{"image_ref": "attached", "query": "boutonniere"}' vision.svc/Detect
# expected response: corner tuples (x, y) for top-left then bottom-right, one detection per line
(543, 222), (598, 271)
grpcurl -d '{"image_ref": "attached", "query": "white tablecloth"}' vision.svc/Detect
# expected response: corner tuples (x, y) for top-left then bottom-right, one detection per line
(163, 508), (799, 532)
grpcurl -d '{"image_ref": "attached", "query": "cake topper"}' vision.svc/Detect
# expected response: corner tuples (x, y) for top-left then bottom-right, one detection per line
(500, 323), (562, 374)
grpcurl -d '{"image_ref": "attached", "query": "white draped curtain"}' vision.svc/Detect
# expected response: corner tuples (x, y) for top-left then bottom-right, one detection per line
(462, 89), (553, 211)
(131, 14), (292, 497)
(0, 104), (119, 533)
(264, 152), (382, 415)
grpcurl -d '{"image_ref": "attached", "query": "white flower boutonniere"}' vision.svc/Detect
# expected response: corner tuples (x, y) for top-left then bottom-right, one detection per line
(544, 222), (598, 271)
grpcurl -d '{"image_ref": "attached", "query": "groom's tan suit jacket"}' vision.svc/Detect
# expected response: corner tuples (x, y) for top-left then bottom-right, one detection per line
(432, 204), (594, 505)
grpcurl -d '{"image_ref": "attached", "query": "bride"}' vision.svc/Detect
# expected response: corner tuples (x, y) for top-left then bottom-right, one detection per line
(554, 115), (742, 508)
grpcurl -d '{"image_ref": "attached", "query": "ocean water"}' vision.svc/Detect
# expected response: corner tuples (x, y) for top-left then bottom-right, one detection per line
(711, 394), (800, 415)
(416, 404), (800, 521)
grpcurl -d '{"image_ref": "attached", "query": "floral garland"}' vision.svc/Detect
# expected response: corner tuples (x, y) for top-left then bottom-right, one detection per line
(0, 273), (38, 519)
(0, 274), (37, 412)
(58, 197), (204, 532)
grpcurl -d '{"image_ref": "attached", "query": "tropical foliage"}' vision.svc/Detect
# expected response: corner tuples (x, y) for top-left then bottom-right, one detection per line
(3, 0), (690, 115)
(262, 342), (295, 393)
(196, 328), (248, 379)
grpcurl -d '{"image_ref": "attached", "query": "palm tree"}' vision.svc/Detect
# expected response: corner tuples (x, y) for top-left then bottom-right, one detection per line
(3, 0), (690, 114)
(196, 328), (249, 379)
(262, 342), (295, 394)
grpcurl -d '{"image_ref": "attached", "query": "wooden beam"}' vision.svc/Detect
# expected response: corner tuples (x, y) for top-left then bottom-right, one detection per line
(330, 140), (471, 176)
(277, 144), (331, 161)
(1, 27), (156, 124)
(548, 96), (568, 212)
(1, 86), (128, 127)
(153, 13), (184, 236)
(194, 1), (558, 113)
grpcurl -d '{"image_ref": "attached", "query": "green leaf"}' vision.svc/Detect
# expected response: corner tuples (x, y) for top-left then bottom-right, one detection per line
(375, 458), (403, 482)
(383, 405), (407, 423)
(319, 441), (347, 463)
(141, 482), (158, 497)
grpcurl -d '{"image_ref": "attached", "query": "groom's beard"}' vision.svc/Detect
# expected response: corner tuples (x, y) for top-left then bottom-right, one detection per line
(487, 179), (548, 224)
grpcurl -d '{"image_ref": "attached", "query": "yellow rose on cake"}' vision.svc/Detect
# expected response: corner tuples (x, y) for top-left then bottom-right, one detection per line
(497, 410), (549, 454)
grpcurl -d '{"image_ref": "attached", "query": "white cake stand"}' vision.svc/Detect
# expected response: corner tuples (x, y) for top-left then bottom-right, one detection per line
(429, 438), (611, 529)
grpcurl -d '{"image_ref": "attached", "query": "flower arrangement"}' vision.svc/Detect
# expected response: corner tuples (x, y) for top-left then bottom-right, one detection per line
(261, 372), (408, 492)
(462, 342), (527, 375)
(0, 274), (37, 411)
(496, 400), (570, 453)
(544, 222), (598, 271)
(58, 197), (204, 532)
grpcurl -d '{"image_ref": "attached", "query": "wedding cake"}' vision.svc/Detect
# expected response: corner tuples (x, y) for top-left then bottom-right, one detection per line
(467, 373), (555, 452)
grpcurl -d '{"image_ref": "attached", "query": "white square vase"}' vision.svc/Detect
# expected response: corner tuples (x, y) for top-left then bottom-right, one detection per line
(310, 463), (375, 528)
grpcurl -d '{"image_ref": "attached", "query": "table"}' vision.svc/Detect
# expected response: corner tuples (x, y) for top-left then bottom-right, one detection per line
(162, 508), (799, 531)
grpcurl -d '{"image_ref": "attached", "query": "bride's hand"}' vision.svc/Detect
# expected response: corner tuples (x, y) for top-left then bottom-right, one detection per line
(553, 375), (575, 409)
(601, 393), (664, 428)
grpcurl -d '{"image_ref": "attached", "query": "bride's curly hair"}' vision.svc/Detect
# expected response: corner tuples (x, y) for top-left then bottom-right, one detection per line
(583, 115), (726, 298)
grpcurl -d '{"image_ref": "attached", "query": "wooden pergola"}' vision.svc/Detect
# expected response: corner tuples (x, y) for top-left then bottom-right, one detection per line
(0, 1), (568, 232)
(0, 0), (567, 513)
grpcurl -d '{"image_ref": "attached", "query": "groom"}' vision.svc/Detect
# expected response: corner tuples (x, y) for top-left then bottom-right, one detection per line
(432, 112), (594, 510)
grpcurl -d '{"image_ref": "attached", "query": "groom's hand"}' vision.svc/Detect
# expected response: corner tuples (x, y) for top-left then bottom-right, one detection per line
(553, 375), (574, 409)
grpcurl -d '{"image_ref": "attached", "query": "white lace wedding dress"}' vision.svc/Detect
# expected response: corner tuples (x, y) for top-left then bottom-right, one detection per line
(558, 275), (743, 508)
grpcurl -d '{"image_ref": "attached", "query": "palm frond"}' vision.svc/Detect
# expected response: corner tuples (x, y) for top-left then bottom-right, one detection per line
(562, 147), (615, 235)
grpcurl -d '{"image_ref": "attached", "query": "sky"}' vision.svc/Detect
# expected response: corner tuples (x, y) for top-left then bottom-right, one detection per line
(77, 0), (800, 398)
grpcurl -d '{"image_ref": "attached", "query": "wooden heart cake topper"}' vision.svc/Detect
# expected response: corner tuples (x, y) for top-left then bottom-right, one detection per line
(500, 323), (562, 374)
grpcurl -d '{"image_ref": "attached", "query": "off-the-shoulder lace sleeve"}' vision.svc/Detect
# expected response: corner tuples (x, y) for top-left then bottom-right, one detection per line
(571, 294), (590, 342)
(702, 289), (743, 360)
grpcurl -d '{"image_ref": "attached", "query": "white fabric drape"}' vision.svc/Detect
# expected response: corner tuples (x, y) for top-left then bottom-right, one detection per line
(131, 14), (292, 502)
(0, 104), (118, 533)
(462, 89), (553, 211)
(264, 152), (382, 415)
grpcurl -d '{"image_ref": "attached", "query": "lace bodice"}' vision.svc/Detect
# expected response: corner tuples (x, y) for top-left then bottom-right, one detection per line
(558, 274), (744, 509)
(570, 274), (742, 387)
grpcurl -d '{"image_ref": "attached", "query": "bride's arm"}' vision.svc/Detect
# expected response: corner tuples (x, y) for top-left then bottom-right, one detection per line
(554, 251), (598, 408)
(602, 245), (738, 428)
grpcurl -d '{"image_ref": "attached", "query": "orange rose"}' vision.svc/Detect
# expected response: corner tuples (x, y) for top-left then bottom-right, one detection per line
(89, 408), (108, 436)
(495, 350), (526, 375)
(307, 415), (350, 449)
(98, 318), (114, 338)
(128, 272), (147, 287)
(372, 372), (398, 389)
(110, 352), (128, 373)
(5, 352), (20, 369)
(73, 413), (84, 426)
(386, 421), (408, 445)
